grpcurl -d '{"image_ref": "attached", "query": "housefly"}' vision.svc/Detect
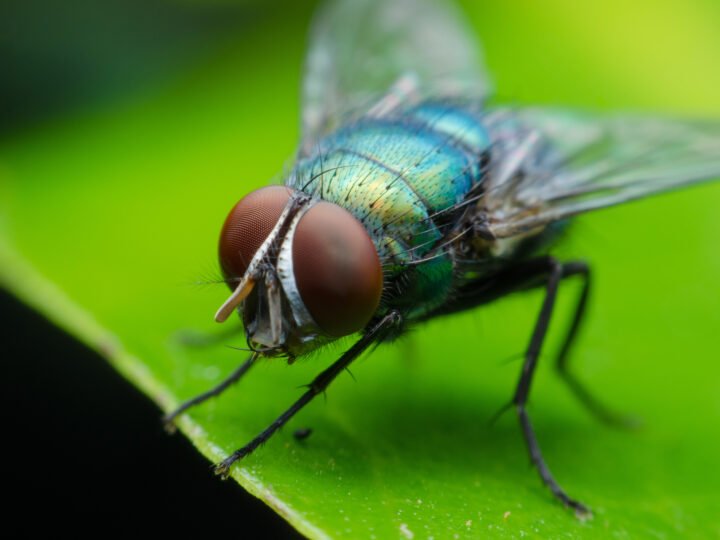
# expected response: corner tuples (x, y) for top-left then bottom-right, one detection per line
(164, 0), (720, 515)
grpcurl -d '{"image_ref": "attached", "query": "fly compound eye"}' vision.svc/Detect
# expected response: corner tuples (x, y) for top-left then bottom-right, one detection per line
(293, 202), (383, 337)
(218, 186), (293, 289)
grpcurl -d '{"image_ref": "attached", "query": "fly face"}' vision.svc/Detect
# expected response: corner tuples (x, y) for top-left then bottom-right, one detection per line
(215, 185), (383, 357)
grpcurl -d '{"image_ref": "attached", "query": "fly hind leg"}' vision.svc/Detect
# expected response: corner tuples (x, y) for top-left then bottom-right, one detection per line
(513, 258), (591, 516)
(555, 262), (639, 428)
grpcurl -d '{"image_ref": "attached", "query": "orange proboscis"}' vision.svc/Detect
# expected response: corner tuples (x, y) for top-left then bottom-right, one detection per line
(214, 278), (256, 323)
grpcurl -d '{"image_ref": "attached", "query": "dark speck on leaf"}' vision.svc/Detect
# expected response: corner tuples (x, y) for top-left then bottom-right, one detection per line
(293, 428), (313, 441)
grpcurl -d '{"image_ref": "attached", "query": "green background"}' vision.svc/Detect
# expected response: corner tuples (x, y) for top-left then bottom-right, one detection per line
(1, 0), (719, 537)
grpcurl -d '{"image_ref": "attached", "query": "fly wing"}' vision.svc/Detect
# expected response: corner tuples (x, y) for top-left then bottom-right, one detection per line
(300, 0), (491, 154)
(482, 107), (720, 238)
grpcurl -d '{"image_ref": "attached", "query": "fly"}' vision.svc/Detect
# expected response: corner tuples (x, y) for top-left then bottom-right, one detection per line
(163, 0), (720, 516)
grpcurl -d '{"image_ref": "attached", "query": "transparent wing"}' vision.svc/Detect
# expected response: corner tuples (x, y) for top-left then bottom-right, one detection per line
(482, 107), (720, 238)
(300, 0), (491, 154)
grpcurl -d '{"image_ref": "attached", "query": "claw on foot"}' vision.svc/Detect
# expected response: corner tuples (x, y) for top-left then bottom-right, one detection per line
(214, 459), (233, 479)
(573, 503), (593, 521)
(162, 414), (178, 434)
(560, 494), (592, 520)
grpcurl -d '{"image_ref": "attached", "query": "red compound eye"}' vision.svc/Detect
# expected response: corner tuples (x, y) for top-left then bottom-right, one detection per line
(292, 202), (383, 337)
(218, 186), (293, 289)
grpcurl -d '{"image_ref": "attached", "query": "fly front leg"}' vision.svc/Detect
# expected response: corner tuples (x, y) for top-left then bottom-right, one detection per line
(513, 257), (591, 516)
(215, 311), (402, 478)
(163, 353), (259, 432)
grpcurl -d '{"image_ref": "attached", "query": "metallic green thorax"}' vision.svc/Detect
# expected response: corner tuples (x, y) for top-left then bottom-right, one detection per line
(287, 102), (491, 319)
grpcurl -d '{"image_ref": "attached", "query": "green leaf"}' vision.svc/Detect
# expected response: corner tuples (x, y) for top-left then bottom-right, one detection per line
(2, 1), (720, 538)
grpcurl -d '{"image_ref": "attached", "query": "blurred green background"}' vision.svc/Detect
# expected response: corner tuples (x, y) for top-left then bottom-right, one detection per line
(1, 0), (719, 538)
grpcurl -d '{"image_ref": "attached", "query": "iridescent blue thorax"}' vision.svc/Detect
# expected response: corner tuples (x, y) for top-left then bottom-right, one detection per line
(287, 101), (492, 319)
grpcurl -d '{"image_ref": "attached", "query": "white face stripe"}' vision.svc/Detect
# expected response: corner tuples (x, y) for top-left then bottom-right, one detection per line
(214, 192), (299, 323)
(276, 200), (319, 331)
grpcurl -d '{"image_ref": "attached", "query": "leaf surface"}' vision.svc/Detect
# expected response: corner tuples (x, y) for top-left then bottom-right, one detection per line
(1, 1), (719, 537)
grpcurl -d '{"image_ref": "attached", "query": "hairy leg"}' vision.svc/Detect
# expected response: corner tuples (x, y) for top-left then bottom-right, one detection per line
(163, 353), (258, 431)
(512, 257), (591, 516)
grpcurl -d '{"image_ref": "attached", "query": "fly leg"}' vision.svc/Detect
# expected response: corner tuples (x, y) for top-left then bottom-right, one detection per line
(214, 311), (402, 478)
(514, 258), (591, 516)
(555, 263), (638, 428)
(163, 353), (258, 432)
